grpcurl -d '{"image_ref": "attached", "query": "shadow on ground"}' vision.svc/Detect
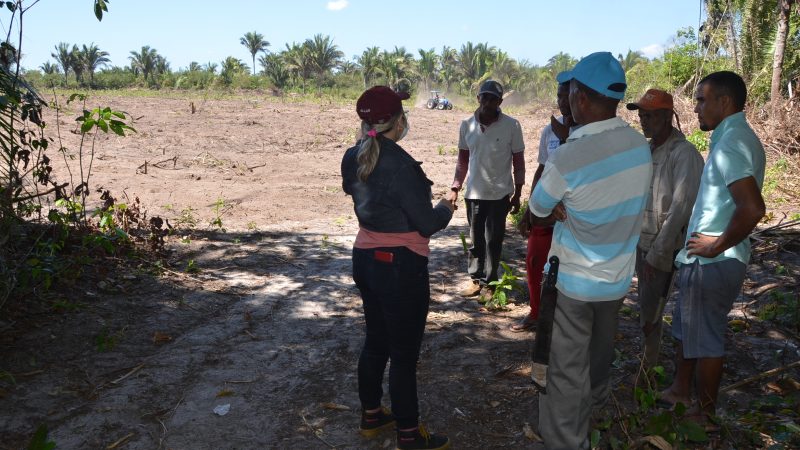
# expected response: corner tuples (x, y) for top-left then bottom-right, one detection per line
(1, 223), (798, 449)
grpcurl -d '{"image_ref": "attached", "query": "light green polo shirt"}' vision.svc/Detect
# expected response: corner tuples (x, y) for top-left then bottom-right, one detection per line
(675, 112), (765, 266)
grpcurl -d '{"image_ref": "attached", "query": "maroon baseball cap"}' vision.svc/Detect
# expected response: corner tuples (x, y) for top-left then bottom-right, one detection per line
(356, 86), (410, 124)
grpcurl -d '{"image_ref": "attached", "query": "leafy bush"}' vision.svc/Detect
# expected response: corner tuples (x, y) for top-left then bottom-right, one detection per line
(93, 67), (137, 89)
(174, 69), (216, 90)
(483, 262), (523, 309)
(686, 129), (709, 153)
(763, 158), (789, 199)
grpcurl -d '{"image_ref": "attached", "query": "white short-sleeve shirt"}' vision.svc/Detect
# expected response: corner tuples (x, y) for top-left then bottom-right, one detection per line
(537, 116), (565, 165)
(458, 111), (525, 200)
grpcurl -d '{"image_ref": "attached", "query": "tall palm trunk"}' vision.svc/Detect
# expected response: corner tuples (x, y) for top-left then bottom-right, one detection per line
(726, 0), (741, 72)
(771, 0), (794, 113)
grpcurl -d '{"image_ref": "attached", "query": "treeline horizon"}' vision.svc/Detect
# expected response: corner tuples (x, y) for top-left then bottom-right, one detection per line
(22, 1), (800, 105)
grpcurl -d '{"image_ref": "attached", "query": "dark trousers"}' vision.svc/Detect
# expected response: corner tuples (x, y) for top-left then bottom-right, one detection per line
(466, 196), (510, 284)
(635, 248), (678, 366)
(353, 246), (430, 429)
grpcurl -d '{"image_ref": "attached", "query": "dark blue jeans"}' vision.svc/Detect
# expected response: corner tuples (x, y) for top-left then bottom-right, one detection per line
(353, 246), (430, 429)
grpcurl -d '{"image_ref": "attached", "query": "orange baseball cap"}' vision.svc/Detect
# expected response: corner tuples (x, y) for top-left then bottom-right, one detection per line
(626, 89), (674, 111)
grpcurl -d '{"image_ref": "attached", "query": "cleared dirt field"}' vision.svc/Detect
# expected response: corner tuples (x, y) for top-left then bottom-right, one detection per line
(1, 92), (798, 449)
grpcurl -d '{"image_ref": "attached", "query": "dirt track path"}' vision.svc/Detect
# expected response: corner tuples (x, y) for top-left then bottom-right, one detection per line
(3, 216), (545, 449)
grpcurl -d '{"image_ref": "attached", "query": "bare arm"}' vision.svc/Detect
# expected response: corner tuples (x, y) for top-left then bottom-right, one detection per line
(519, 164), (545, 237)
(686, 176), (765, 258)
(510, 151), (526, 213)
(525, 163), (560, 228)
(447, 149), (469, 203)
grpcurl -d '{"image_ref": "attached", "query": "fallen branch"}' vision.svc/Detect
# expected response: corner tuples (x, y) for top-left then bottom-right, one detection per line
(13, 183), (69, 203)
(752, 218), (800, 236)
(274, 255), (305, 269)
(152, 156), (179, 169)
(225, 378), (259, 384)
(610, 390), (631, 442)
(299, 412), (337, 448)
(630, 436), (672, 450)
(749, 282), (784, 298)
(11, 369), (44, 377)
(721, 359), (800, 393)
(247, 162), (266, 170)
(111, 362), (145, 384)
(134, 256), (203, 282)
(136, 160), (148, 174)
(106, 432), (134, 449)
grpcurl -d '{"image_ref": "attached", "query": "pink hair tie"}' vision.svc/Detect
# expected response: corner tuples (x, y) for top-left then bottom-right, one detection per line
(367, 129), (378, 138)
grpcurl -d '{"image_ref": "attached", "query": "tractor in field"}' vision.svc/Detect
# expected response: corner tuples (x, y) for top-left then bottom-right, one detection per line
(426, 90), (453, 110)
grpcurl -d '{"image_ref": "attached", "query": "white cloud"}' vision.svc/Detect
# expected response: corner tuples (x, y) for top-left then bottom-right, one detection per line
(327, 0), (349, 11)
(640, 44), (664, 58)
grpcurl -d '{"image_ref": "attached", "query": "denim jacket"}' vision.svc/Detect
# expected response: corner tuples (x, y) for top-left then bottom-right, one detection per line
(341, 138), (452, 237)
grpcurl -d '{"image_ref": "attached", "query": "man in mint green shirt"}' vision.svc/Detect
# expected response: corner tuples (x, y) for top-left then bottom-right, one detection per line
(660, 71), (765, 428)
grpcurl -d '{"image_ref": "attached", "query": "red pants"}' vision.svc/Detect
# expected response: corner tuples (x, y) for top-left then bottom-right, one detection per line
(525, 226), (554, 319)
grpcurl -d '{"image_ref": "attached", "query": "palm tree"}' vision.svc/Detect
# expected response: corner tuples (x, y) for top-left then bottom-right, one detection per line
(306, 34), (343, 90)
(69, 45), (85, 85)
(379, 47), (413, 89)
(188, 61), (202, 72)
(283, 42), (314, 93)
(80, 43), (110, 86)
(454, 42), (497, 93)
(486, 50), (518, 88)
(474, 42), (497, 81)
(417, 48), (438, 91)
(220, 56), (247, 85)
(260, 53), (289, 88)
(456, 42), (481, 84)
(617, 49), (646, 72)
(356, 46), (381, 88)
(51, 42), (73, 85)
(40, 61), (60, 75)
(240, 31), (270, 75)
(703, 0), (799, 105)
(546, 52), (577, 78)
(439, 46), (458, 91)
(516, 62), (554, 101)
(129, 46), (159, 84)
(338, 60), (358, 75)
(155, 55), (170, 77)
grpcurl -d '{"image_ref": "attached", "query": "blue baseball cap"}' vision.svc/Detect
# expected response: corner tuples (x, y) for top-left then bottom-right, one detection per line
(555, 52), (627, 100)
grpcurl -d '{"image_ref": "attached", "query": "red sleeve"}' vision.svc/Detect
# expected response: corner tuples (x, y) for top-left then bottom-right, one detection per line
(451, 149), (469, 189)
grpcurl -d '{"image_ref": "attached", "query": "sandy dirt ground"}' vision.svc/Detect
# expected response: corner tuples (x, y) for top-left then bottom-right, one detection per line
(1, 92), (798, 449)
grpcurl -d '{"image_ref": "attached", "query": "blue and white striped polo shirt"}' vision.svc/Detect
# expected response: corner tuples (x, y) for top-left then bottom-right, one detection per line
(529, 117), (652, 302)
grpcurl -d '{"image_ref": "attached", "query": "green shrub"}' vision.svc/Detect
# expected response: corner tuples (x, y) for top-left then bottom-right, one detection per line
(93, 67), (137, 89)
(686, 129), (709, 153)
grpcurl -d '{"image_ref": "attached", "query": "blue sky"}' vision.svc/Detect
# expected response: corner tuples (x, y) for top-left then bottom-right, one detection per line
(8, 0), (705, 71)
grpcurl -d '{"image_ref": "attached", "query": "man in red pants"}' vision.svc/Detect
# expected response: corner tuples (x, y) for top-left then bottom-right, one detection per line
(512, 80), (576, 332)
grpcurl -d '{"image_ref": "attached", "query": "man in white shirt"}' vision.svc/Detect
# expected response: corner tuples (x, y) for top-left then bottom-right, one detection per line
(447, 80), (526, 297)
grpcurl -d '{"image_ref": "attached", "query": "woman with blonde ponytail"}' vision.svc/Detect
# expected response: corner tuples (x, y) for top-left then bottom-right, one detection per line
(341, 86), (454, 450)
(356, 112), (403, 181)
